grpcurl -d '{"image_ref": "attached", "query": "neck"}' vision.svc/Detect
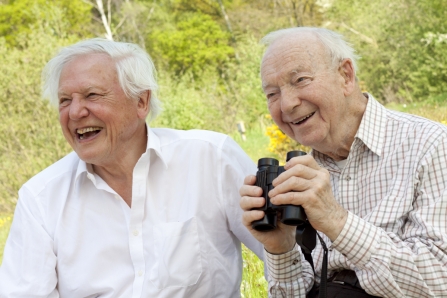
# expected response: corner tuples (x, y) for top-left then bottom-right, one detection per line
(318, 92), (368, 161)
(92, 125), (148, 207)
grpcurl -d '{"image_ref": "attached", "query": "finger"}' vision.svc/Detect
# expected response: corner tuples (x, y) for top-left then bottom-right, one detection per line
(244, 175), (257, 185)
(284, 154), (320, 171)
(242, 210), (265, 227)
(239, 184), (263, 197)
(240, 195), (265, 211)
(269, 175), (312, 197)
(270, 190), (306, 206)
(273, 163), (318, 187)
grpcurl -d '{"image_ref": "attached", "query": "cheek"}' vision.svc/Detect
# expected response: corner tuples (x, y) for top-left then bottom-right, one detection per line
(268, 100), (279, 115)
(59, 111), (68, 127)
(268, 102), (283, 123)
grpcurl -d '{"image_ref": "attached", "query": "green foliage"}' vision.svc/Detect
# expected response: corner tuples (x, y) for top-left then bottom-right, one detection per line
(0, 28), (75, 213)
(241, 244), (267, 297)
(149, 12), (234, 76)
(325, 0), (447, 103)
(230, 125), (273, 162)
(152, 35), (267, 133)
(0, 0), (93, 46)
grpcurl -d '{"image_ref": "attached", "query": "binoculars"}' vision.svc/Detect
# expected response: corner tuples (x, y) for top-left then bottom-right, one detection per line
(252, 150), (308, 232)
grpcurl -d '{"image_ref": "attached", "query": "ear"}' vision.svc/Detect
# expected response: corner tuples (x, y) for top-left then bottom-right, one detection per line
(338, 59), (356, 96)
(137, 90), (151, 120)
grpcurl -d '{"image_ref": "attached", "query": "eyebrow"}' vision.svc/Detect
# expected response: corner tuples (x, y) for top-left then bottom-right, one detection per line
(261, 68), (305, 89)
(57, 86), (96, 97)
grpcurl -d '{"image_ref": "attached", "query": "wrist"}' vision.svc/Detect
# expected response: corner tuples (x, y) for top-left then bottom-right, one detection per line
(324, 208), (348, 241)
(264, 240), (295, 255)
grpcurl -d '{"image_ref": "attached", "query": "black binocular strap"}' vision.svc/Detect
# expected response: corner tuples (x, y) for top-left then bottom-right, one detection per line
(299, 228), (328, 298)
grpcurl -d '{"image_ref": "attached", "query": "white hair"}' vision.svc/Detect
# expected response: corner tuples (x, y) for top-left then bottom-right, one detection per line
(42, 38), (161, 121)
(261, 27), (360, 74)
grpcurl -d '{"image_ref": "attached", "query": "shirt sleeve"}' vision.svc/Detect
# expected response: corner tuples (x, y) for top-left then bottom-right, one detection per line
(332, 134), (447, 298)
(218, 136), (265, 261)
(264, 243), (314, 297)
(0, 186), (59, 298)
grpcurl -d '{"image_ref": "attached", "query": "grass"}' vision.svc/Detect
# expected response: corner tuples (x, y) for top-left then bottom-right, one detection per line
(385, 102), (447, 122)
(241, 244), (268, 297)
(230, 124), (275, 163)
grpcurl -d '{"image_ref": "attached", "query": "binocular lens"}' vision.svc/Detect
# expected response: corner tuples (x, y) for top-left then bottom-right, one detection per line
(252, 213), (277, 231)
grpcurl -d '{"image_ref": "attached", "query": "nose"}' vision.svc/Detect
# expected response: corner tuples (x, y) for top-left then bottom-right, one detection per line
(69, 96), (89, 120)
(280, 86), (301, 114)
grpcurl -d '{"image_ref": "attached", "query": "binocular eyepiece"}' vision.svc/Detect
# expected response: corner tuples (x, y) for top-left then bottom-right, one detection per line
(252, 150), (308, 232)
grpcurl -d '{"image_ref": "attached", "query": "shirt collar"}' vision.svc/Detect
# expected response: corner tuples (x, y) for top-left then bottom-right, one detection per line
(312, 93), (386, 169)
(146, 124), (168, 169)
(74, 123), (168, 183)
(354, 93), (386, 157)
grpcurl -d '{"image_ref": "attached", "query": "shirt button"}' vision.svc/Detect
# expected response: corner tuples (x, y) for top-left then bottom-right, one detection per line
(138, 270), (143, 277)
(292, 259), (299, 265)
(345, 175), (351, 181)
(114, 195), (120, 200)
(133, 230), (139, 236)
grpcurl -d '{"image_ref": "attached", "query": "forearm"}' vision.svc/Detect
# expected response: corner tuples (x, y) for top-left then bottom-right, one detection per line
(0, 190), (59, 297)
(333, 212), (447, 297)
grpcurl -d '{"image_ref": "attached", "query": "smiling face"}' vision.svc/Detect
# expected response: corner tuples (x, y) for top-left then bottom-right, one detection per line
(58, 53), (149, 168)
(261, 34), (365, 158)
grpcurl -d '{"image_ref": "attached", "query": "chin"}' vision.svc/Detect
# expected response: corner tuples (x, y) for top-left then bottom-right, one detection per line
(293, 136), (320, 149)
(75, 150), (100, 164)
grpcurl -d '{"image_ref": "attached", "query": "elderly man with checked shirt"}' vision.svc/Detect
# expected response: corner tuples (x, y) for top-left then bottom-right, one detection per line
(240, 27), (447, 297)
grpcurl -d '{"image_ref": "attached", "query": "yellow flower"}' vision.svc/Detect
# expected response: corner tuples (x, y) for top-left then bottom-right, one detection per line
(265, 122), (309, 158)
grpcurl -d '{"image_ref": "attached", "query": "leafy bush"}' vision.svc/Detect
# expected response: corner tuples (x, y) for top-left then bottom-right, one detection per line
(325, 0), (447, 103)
(152, 35), (268, 134)
(148, 12), (234, 76)
(0, 0), (92, 47)
(0, 28), (75, 212)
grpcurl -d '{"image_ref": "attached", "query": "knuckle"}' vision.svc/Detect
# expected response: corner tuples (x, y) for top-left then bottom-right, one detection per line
(290, 175), (301, 185)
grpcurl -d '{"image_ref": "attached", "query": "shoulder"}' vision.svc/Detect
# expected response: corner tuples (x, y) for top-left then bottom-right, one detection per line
(150, 127), (255, 171)
(151, 127), (231, 149)
(386, 109), (447, 140)
(21, 151), (80, 198)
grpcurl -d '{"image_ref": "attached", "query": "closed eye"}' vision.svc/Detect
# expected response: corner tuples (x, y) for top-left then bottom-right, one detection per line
(59, 98), (71, 107)
(294, 76), (312, 85)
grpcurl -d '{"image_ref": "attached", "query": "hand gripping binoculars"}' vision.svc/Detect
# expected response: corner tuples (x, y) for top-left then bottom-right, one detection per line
(252, 150), (316, 254)
(252, 150), (307, 231)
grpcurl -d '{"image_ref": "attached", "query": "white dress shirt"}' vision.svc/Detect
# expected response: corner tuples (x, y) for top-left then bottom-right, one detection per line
(0, 127), (264, 298)
(266, 94), (447, 297)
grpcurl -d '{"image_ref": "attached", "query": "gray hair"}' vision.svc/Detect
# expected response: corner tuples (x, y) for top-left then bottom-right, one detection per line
(261, 27), (360, 74)
(42, 38), (161, 121)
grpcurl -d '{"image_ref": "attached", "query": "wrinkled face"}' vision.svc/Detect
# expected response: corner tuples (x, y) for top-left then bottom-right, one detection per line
(261, 35), (348, 151)
(58, 53), (146, 167)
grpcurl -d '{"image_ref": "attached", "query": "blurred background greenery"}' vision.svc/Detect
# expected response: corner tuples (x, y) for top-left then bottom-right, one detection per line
(0, 0), (446, 296)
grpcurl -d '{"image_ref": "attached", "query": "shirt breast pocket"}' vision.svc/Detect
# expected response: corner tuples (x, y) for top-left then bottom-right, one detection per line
(148, 217), (203, 289)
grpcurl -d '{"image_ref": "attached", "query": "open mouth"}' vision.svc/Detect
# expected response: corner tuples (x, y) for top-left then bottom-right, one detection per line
(292, 112), (315, 125)
(76, 127), (103, 140)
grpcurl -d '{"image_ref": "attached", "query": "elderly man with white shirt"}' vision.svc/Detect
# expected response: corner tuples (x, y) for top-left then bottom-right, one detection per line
(0, 38), (264, 297)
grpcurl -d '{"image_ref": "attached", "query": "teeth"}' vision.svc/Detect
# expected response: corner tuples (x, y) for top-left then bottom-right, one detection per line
(77, 127), (102, 134)
(293, 112), (314, 124)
